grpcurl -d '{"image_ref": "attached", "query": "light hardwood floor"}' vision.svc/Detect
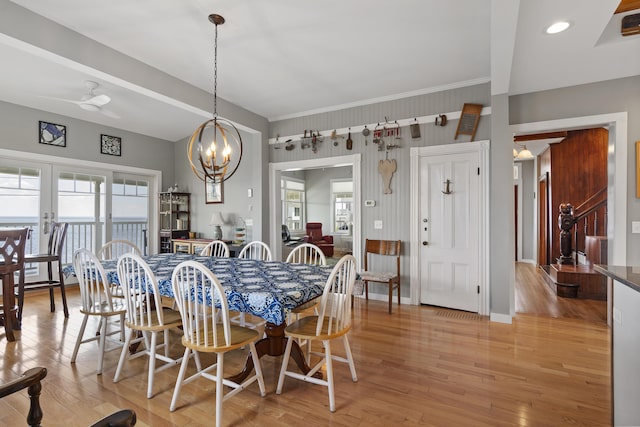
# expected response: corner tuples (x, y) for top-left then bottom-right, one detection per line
(1, 271), (610, 426)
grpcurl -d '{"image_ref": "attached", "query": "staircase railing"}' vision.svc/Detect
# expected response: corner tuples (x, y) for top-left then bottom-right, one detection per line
(557, 187), (607, 265)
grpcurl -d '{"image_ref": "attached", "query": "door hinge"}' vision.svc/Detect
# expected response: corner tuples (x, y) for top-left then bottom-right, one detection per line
(477, 285), (480, 294)
(477, 167), (480, 175)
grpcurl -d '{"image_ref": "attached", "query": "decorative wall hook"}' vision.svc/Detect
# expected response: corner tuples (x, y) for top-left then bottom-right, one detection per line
(442, 179), (453, 194)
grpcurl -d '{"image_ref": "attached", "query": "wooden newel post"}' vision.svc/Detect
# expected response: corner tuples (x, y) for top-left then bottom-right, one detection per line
(558, 203), (575, 265)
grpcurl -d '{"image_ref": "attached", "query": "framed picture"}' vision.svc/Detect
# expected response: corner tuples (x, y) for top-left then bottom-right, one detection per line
(39, 121), (66, 147)
(205, 177), (223, 204)
(101, 134), (122, 156)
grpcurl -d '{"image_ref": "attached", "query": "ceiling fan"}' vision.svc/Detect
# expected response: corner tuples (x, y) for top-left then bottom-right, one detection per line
(43, 80), (120, 118)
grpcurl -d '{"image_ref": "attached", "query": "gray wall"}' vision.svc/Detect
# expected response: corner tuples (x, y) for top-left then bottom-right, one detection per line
(173, 130), (266, 244)
(305, 166), (353, 228)
(510, 75), (640, 264)
(269, 83), (491, 303)
(0, 100), (175, 187)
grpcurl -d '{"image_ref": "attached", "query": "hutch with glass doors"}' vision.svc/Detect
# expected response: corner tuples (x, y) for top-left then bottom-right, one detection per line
(158, 192), (190, 253)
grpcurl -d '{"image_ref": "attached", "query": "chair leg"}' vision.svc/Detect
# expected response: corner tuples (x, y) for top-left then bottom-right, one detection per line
(17, 269), (25, 323)
(71, 314), (89, 363)
(97, 315), (108, 375)
(364, 280), (369, 300)
(147, 332), (157, 398)
(48, 262), (55, 313)
(397, 281), (401, 306)
(324, 340), (335, 412)
(343, 335), (358, 382)
(170, 347), (191, 412)
(249, 341), (266, 396)
(276, 337), (294, 395)
(388, 280), (393, 314)
(114, 328), (135, 383)
(57, 261), (69, 318)
(215, 353), (225, 427)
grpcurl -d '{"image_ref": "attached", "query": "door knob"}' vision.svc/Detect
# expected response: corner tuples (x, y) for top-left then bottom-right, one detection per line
(422, 241), (428, 246)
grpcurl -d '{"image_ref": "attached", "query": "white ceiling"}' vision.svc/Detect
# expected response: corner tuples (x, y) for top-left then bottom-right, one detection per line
(0, 0), (638, 142)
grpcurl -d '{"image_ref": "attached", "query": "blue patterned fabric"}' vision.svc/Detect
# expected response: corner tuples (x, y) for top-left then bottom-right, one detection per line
(70, 253), (331, 325)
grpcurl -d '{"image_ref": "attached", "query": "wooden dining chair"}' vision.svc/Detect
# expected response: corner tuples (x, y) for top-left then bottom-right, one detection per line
(17, 221), (69, 321)
(71, 248), (126, 375)
(285, 243), (326, 327)
(199, 240), (230, 257)
(97, 239), (141, 260)
(276, 254), (358, 412)
(113, 253), (184, 398)
(169, 260), (266, 427)
(237, 240), (272, 261)
(0, 228), (28, 342)
(359, 239), (401, 314)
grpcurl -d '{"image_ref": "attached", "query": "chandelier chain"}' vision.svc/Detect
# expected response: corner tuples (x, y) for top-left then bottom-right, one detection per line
(213, 21), (218, 117)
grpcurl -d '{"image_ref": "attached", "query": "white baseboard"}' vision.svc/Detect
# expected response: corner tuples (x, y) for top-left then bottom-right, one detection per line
(490, 312), (513, 324)
(520, 259), (536, 264)
(353, 293), (411, 305)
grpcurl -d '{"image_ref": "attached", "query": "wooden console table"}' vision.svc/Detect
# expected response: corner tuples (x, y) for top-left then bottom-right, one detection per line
(172, 239), (244, 257)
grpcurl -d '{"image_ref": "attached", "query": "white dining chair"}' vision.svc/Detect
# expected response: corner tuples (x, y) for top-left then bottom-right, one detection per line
(97, 239), (141, 261)
(113, 253), (184, 398)
(285, 243), (327, 340)
(169, 260), (266, 426)
(276, 254), (358, 412)
(235, 241), (272, 330)
(199, 240), (230, 257)
(70, 248), (126, 375)
(237, 241), (272, 261)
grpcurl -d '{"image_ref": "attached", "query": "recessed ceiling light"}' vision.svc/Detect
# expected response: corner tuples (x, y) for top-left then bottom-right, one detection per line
(546, 21), (570, 34)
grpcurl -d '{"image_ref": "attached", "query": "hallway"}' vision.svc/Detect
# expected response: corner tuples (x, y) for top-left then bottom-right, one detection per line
(515, 262), (607, 324)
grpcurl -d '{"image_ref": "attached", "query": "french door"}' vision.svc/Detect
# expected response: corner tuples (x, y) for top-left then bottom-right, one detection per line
(1, 158), (151, 280)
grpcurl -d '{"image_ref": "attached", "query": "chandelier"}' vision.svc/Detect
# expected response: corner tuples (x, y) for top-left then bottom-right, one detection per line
(188, 14), (243, 184)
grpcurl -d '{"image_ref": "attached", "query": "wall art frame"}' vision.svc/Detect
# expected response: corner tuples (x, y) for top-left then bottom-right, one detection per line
(205, 177), (224, 204)
(101, 134), (122, 156)
(39, 121), (66, 147)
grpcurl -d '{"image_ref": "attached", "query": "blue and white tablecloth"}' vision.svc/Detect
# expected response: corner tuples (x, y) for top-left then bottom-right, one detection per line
(70, 253), (332, 326)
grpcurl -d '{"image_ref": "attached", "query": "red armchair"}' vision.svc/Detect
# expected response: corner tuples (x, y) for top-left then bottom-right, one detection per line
(304, 222), (334, 257)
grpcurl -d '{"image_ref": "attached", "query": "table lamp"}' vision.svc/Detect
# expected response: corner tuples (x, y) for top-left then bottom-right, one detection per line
(210, 212), (225, 240)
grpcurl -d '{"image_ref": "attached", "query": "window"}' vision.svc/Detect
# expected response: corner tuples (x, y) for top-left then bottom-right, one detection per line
(282, 178), (305, 232)
(112, 177), (149, 253)
(331, 179), (353, 234)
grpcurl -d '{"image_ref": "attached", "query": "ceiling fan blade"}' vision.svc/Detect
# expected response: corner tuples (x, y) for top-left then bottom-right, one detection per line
(85, 94), (111, 106)
(38, 95), (83, 105)
(101, 109), (120, 119)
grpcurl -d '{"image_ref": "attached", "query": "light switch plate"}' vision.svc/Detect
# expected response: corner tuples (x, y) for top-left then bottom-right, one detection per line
(374, 220), (383, 229)
(633, 221), (640, 233)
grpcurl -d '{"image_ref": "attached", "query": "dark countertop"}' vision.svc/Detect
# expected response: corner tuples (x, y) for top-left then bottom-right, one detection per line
(594, 264), (640, 293)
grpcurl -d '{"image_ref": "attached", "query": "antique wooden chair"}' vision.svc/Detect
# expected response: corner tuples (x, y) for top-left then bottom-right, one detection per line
(0, 367), (137, 426)
(169, 260), (266, 427)
(71, 248), (126, 375)
(199, 240), (230, 257)
(0, 228), (28, 341)
(359, 239), (401, 314)
(97, 239), (141, 260)
(276, 254), (358, 412)
(113, 253), (184, 398)
(17, 222), (69, 321)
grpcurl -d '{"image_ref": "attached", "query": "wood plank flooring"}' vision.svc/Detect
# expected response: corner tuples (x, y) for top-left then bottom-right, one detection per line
(1, 273), (611, 426)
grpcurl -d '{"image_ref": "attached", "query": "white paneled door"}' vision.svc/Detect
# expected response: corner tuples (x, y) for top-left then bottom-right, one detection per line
(419, 151), (480, 312)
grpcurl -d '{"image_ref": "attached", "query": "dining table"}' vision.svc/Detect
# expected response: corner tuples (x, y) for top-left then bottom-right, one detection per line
(73, 252), (333, 381)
